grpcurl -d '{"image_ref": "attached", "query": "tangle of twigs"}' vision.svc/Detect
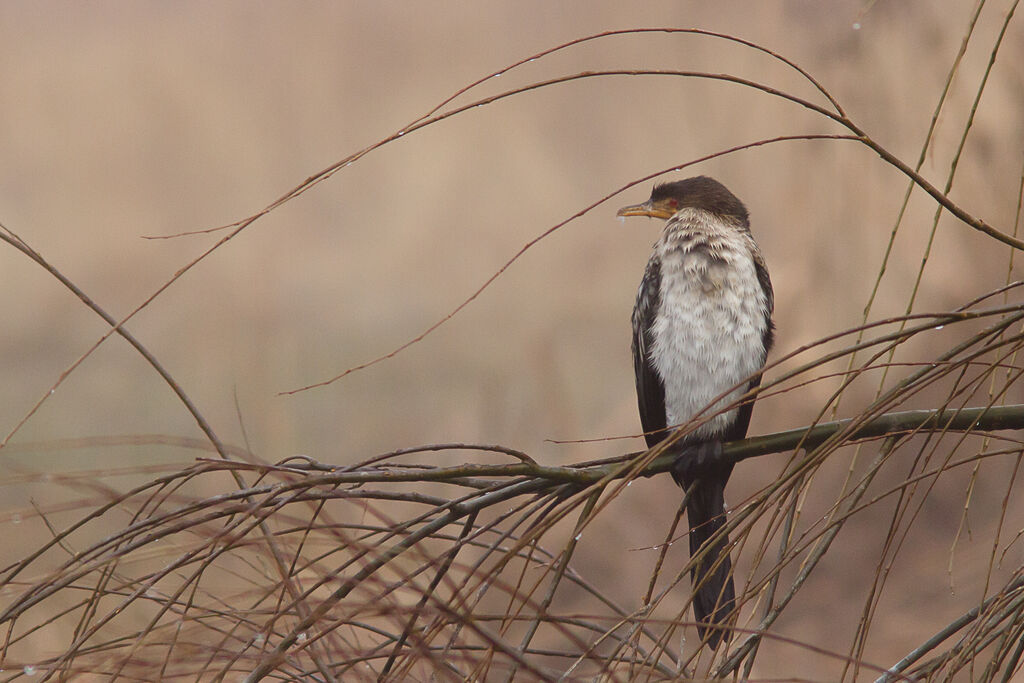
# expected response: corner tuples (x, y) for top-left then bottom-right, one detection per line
(2, 11), (1024, 683)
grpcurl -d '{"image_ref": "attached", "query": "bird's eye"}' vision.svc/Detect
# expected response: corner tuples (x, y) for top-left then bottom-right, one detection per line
(668, 199), (679, 209)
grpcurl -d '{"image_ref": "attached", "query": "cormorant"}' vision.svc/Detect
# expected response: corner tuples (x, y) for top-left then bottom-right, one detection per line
(618, 176), (774, 649)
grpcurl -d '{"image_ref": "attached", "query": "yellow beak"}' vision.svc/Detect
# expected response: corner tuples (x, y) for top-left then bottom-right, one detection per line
(616, 199), (676, 219)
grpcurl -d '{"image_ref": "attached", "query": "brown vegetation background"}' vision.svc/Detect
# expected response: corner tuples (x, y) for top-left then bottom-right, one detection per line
(1, 1), (1023, 679)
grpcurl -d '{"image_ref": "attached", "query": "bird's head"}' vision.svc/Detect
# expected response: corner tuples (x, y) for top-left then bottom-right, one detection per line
(616, 176), (748, 224)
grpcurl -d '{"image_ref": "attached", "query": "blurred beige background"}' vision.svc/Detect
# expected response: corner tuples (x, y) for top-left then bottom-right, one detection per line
(1, 1), (1023, 678)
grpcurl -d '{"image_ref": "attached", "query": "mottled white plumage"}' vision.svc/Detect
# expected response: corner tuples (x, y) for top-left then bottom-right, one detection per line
(647, 208), (771, 440)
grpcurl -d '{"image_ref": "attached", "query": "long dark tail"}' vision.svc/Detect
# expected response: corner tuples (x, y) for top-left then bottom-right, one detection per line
(680, 468), (735, 649)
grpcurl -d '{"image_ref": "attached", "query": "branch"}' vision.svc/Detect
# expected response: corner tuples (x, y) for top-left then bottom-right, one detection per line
(725, 403), (1024, 465)
(262, 404), (1024, 489)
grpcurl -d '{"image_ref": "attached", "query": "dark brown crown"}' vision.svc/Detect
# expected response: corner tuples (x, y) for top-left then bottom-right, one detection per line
(650, 176), (749, 224)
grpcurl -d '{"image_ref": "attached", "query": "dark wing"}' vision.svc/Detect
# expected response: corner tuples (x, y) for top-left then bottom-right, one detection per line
(755, 249), (775, 353)
(725, 253), (775, 443)
(632, 255), (667, 448)
(726, 377), (761, 443)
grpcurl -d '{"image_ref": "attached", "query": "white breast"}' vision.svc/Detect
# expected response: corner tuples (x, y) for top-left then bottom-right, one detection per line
(651, 210), (770, 440)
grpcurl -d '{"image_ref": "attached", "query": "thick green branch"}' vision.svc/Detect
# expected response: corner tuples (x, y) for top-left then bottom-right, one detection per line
(639, 403), (1024, 479)
(277, 404), (1024, 489)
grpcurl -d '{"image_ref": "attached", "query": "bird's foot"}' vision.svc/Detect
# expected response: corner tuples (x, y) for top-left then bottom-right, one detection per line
(670, 440), (724, 485)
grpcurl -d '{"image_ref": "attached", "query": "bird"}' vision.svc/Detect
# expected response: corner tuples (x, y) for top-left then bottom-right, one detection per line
(617, 176), (774, 649)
